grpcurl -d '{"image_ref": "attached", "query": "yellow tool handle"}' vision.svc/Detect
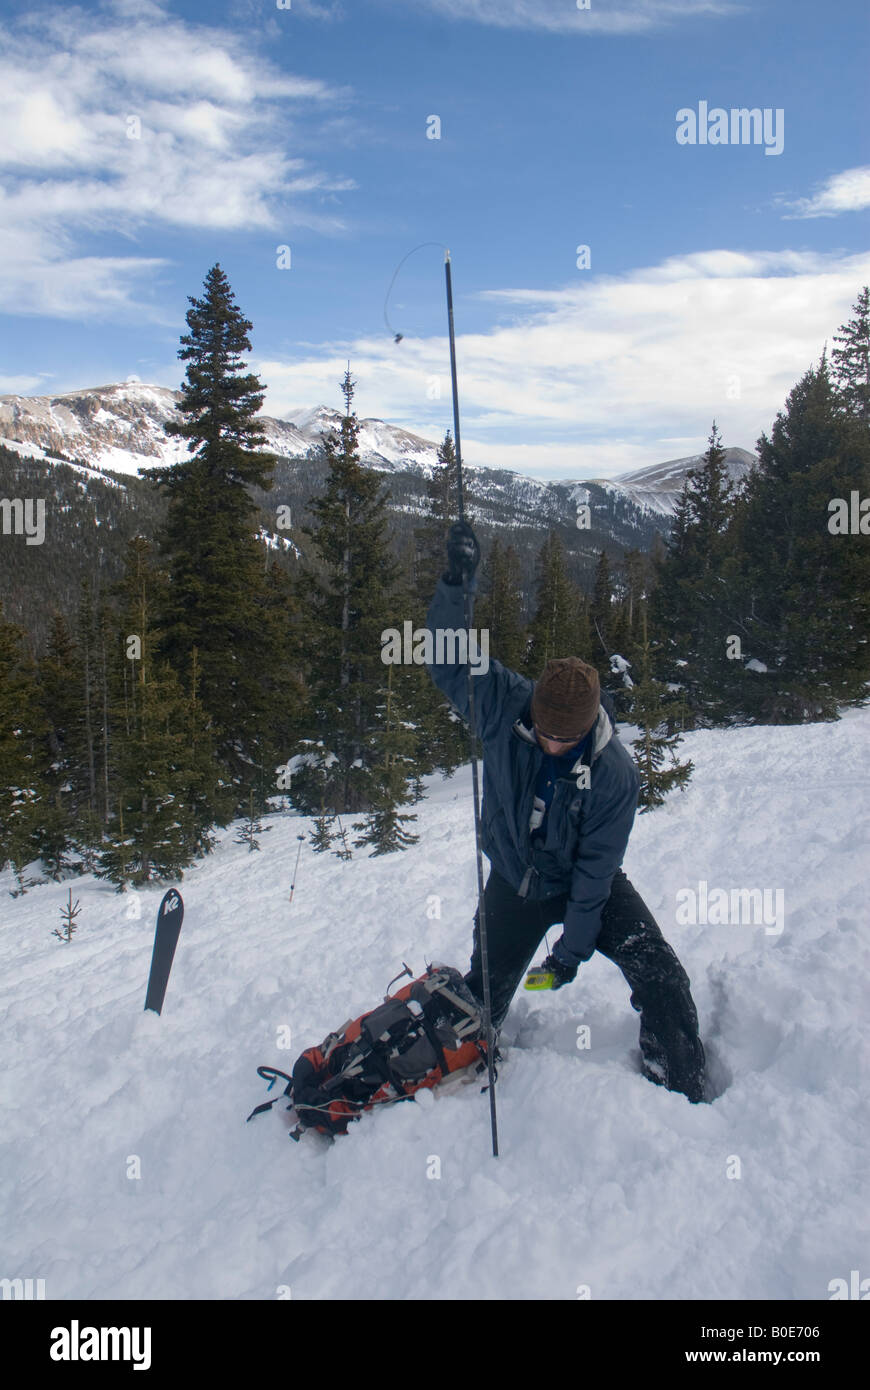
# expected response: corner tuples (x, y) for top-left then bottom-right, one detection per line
(524, 966), (556, 991)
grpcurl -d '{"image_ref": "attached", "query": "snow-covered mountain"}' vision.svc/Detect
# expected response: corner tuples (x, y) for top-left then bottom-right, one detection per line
(0, 383), (436, 480)
(562, 448), (758, 519)
(0, 382), (757, 521)
(613, 448), (758, 516)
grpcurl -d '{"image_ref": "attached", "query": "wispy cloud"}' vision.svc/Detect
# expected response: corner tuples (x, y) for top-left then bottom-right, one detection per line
(258, 247), (870, 479)
(280, 0), (346, 18)
(386, 0), (743, 35)
(779, 166), (870, 220)
(0, 0), (354, 318)
(0, 373), (49, 395)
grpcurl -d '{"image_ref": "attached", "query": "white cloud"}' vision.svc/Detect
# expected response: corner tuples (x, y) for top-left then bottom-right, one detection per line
(0, 217), (170, 320)
(0, 1), (353, 318)
(389, 0), (742, 35)
(780, 166), (870, 220)
(0, 373), (48, 395)
(257, 247), (870, 479)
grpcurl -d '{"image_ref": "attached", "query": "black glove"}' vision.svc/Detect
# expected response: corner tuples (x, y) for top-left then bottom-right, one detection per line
(444, 521), (480, 586)
(543, 940), (580, 989)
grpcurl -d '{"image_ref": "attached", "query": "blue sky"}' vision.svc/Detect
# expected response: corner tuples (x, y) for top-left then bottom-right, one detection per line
(0, 0), (868, 477)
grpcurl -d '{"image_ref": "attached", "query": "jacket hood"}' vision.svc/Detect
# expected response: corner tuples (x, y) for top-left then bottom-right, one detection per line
(512, 705), (614, 778)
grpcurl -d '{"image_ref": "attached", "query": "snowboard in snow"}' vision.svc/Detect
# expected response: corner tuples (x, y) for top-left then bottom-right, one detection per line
(144, 889), (184, 1015)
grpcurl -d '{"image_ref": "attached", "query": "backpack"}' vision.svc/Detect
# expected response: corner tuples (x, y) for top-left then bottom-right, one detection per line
(246, 963), (490, 1140)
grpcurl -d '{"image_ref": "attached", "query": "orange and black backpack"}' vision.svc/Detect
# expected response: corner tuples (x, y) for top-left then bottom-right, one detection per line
(246, 963), (490, 1140)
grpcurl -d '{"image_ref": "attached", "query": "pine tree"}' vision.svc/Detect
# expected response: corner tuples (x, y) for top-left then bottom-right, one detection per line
(67, 583), (115, 839)
(589, 548), (614, 680)
(76, 580), (101, 835)
(53, 888), (82, 943)
(150, 263), (295, 809)
(95, 595), (113, 828)
(680, 422), (735, 720)
(235, 790), (271, 852)
(332, 817), (354, 860)
(476, 538), (527, 671)
(609, 549), (647, 666)
(622, 549), (648, 638)
(294, 368), (421, 821)
(406, 429), (469, 777)
(0, 602), (53, 883)
(309, 804), (335, 853)
(649, 424), (736, 723)
(831, 286), (870, 423)
(389, 587), (466, 781)
(630, 615), (694, 812)
(725, 360), (870, 721)
(352, 663), (420, 855)
(35, 613), (84, 876)
(605, 549), (648, 718)
(97, 539), (223, 887)
(523, 532), (590, 677)
(413, 430), (466, 600)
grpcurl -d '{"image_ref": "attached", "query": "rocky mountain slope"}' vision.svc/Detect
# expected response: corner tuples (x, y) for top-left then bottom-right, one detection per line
(0, 382), (756, 527)
(0, 383), (757, 652)
(0, 383), (436, 479)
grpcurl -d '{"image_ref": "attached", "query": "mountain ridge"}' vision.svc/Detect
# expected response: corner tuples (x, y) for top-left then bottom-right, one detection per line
(0, 381), (757, 524)
(0, 386), (757, 655)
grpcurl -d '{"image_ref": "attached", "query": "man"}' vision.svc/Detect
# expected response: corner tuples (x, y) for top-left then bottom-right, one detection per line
(425, 521), (708, 1104)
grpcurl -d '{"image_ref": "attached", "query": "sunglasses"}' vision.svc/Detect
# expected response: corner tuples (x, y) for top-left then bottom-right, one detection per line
(534, 726), (584, 745)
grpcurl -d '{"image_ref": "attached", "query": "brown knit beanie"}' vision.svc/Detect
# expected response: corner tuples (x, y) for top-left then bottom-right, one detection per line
(531, 657), (600, 740)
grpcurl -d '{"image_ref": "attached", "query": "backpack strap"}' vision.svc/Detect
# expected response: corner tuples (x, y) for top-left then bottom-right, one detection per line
(246, 1067), (293, 1122)
(363, 1043), (409, 1097)
(417, 1004), (450, 1077)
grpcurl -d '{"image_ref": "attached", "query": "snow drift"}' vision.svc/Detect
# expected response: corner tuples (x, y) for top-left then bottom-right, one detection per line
(1, 710), (867, 1300)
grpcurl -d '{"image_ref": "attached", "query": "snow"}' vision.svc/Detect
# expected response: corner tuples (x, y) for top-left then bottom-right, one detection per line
(283, 405), (334, 433)
(1, 436), (52, 462)
(566, 448), (759, 520)
(595, 476), (679, 519)
(1, 709), (867, 1299)
(610, 653), (634, 688)
(0, 437), (127, 490)
(88, 442), (187, 478)
(3, 383), (756, 519)
(256, 526), (300, 558)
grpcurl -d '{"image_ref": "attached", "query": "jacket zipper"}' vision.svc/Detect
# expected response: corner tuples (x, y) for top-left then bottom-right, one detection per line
(512, 722), (598, 898)
(517, 744), (540, 897)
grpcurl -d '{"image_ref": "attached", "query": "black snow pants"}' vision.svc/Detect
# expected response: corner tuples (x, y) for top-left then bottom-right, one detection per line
(465, 867), (707, 1103)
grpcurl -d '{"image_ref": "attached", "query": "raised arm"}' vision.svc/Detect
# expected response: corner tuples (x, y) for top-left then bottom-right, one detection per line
(424, 573), (531, 743)
(424, 522), (531, 743)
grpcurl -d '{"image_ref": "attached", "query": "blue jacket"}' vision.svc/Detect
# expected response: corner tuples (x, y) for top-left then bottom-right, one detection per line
(424, 576), (640, 963)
